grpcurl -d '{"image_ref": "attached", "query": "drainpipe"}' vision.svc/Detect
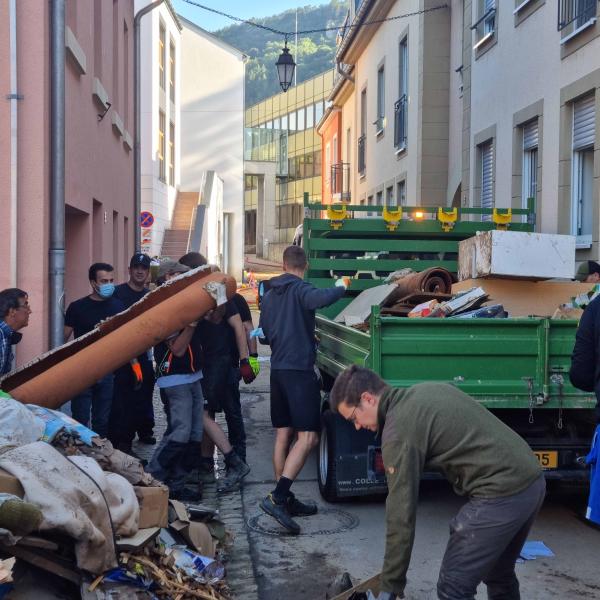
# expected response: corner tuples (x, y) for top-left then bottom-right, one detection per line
(8, 0), (19, 287)
(49, 0), (65, 349)
(134, 0), (165, 252)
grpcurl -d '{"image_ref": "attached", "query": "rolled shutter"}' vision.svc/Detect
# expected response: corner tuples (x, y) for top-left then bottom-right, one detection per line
(480, 141), (494, 210)
(523, 119), (539, 151)
(573, 94), (595, 150)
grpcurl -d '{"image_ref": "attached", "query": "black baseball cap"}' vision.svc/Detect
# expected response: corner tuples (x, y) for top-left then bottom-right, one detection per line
(130, 253), (152, 269)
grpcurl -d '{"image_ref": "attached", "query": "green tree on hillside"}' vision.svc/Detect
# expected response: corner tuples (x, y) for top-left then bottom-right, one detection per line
(214, 1), (347, 105)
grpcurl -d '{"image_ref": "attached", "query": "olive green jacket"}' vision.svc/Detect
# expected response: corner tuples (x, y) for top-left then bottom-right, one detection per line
(378, 383), (541, 596)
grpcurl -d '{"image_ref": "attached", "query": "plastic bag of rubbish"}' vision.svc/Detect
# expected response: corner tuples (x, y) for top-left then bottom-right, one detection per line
(168, 547), (225, 583)
(26, 405), (97, 445)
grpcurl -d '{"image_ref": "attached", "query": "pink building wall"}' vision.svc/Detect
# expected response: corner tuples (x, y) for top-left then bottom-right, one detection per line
(0, 0), (135, 367)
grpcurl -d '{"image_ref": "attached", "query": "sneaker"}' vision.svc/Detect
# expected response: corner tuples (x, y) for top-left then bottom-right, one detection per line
(223, 453), (251, 485)
(286, 492), (318, 517)
(169, 486), (203, 503)
(260, 493), (300, 535)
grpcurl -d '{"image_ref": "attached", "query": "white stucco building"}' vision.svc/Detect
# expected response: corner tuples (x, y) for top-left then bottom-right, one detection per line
(136, 0), (181, 258)
(179, 16), (246, 280)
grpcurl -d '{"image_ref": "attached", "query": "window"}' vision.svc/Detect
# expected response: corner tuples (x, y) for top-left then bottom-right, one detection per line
(397, 180), (407, 206)
(395, 37), (408, 150)
(376, 66), (385, 133)
(169, 121), (175, 186)
(297, 108), (305, 131)
(281, 114), (288, 130)
(473, 0), (496, 49)
(571, 94), (595, 245)
(325, 142), (331, 191)
(478, 140), (494, 219)
(289, 111), (296, 131)
(274, 117), (281, 130)
(367, 195), (374, 218)
(306, 104), (315, 129)
(558, 0), (597, 33)
(359, 88), (367, 175)
(315, 101), (324, 123)
(169, 40), (175, 102)
(521, 119), (538, 209)
(158, 110), (166, 182)
(314, 150), (322, 176)
(159, 22), (166, 90)
(386, 186), (395, 207)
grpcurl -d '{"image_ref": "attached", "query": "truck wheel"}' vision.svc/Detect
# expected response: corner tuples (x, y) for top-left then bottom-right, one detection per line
(318, 410), (341, 502)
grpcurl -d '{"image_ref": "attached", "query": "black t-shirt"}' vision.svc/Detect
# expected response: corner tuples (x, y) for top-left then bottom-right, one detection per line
(232, 293), (252, 323)
(114, 283), (151, 364)
(65, 296), (125, 339)
(114, 282), (148, 309)
(197, 301), (239, 364)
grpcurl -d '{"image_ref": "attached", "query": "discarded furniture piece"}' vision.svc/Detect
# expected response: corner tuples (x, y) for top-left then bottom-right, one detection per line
(0, 268), (236, 409)
(458, 230), (575, 281)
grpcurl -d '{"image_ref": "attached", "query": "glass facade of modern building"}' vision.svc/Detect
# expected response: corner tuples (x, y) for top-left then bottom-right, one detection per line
(244, 70), (334, 248)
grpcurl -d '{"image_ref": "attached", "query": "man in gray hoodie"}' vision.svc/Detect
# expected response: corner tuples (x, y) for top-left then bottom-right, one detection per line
(258, 245), (348, 533)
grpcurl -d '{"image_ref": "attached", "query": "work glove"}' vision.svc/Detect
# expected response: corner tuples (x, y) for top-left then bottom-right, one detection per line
(249, 353), (260, 377)
(131, 358), (143, 391)
(239, 358), (256, 384)
(335, 276), (352, 289)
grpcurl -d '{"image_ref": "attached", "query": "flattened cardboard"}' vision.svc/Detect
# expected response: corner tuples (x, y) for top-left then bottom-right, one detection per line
(168, 500), (215, 558)
(0, 468), (24, 498)
(453, 279), (595, 317)
(134, 486), (169, 529)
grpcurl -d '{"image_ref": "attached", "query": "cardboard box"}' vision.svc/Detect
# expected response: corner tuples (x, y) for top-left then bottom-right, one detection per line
(453, 279), (595, 317)
(0, 468), (24, 498)
(458, 231), (575, 281)
(134, 485), (169, 529)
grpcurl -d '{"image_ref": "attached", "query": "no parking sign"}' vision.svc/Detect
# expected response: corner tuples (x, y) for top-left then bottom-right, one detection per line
(140, 211), (154, 228)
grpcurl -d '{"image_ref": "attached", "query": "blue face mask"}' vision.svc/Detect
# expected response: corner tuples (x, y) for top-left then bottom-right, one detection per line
(97, 283), (115, 299)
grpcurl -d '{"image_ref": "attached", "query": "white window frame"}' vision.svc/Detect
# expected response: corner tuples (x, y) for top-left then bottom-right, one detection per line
(479, 140), (494, 221)
(397, 180), (407, 206)
(376, 65), (385, 134)
(571, 148), (594, 247)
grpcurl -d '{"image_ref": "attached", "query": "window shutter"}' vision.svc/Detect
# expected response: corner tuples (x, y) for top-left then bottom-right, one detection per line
(480, 142), (494, 210)
(523, 119), (539, 151)
(573, 94), (596, 150)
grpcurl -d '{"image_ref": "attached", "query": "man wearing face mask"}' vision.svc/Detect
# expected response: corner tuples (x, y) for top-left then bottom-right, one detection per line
(64, 262), (125, 437)
(0, 288), (32, 376)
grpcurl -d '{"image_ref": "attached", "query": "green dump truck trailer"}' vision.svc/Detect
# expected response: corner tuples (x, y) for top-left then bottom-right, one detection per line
(300, 195), (596, 501)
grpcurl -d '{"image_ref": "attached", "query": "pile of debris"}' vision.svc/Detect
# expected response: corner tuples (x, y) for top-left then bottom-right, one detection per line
(0, 394), (231, 599)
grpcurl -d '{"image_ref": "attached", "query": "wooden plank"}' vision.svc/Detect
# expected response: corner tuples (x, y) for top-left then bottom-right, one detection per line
(6, 545), (80, 584)
(330, 573), (381, 600)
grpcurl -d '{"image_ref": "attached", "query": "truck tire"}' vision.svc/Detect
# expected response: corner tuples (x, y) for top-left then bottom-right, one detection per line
(318, 410), (341, 502)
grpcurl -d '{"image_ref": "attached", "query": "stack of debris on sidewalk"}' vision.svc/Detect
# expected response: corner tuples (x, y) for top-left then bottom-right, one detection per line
(334, 230), (597, 328)
(0, 394), (232, 599)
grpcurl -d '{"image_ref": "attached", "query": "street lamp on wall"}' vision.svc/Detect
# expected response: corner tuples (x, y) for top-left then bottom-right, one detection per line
(276, 39), (296, 92)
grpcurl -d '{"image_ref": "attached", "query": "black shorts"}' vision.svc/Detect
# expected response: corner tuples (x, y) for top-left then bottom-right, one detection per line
(270, 369), (321, 432)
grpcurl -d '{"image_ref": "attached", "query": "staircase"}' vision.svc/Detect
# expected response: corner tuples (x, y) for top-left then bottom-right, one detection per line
(160, 191), (198, 259)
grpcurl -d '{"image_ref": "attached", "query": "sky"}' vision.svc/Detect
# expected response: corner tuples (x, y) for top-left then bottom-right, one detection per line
(171, 0), (331, 32)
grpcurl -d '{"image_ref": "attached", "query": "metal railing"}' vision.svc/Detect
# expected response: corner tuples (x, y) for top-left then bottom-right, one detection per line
(558, 0), (597, 31)
(358, 134), (366, 176)
(331, 162), (351, 200)
(394, 94), (408, 150)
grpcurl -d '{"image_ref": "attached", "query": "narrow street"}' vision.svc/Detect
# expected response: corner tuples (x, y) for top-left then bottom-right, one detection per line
(231, 324), (600, 600)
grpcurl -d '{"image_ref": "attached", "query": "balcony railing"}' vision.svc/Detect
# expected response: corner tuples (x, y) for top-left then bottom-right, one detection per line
(558, 0), (597, 31)
(331, 162), (351, 201)
(358, 134), (366, 176)
(394, 94), (408, 150)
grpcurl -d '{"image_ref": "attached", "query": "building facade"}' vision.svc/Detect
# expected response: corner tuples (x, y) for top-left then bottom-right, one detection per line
(320, 0), (600, 264)
(244, 70), (334, 262)
(0, 0), (135, 365)
(179, 17), (246, 280)
(137, 0), (181, 258)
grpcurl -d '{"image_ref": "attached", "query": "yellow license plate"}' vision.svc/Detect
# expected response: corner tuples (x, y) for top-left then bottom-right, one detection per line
(534, 451), (558, 469)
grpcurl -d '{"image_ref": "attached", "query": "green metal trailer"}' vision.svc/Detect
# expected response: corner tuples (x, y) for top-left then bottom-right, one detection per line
(300, 195), (596, 501)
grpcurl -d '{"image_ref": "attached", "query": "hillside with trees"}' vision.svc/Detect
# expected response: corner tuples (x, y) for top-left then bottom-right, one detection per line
(214, 1), (347, 106)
